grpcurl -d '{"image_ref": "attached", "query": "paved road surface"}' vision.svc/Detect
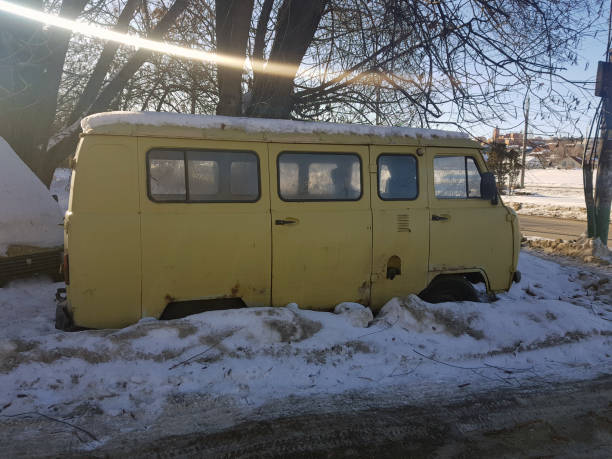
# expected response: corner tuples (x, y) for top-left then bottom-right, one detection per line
(519, 214), (612, 244)
(80, 376), (612, 458)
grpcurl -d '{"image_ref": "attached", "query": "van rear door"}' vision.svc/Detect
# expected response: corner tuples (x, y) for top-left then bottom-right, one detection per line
(138, 138), (271, 319)
(269, 144), (372, 308)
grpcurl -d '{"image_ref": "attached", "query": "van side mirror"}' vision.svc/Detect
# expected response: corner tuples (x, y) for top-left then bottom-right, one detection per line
(480, 172), (498, 204)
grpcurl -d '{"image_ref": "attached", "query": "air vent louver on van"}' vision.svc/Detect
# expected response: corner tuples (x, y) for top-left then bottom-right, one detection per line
(397, 214), (410, 232)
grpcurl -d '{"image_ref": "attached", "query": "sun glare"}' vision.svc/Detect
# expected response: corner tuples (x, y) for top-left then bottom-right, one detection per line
(0, 0), (304, 79)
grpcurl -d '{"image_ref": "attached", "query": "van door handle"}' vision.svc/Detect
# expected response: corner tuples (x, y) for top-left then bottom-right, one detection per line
(431, 214), (449, 221)
(275, 219), (298, 225)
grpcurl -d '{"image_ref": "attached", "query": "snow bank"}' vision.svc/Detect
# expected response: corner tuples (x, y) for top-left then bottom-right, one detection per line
(334, 302), (373, 327)
(82, 111), (469, 140)
(0, 138), (63, 255)
(524, 236), (612, 265)
(507, 202), (587, 220)
(0, 252), (610, 435)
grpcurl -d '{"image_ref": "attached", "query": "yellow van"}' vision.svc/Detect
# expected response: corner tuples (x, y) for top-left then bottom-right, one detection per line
(56, 112), (521, 330)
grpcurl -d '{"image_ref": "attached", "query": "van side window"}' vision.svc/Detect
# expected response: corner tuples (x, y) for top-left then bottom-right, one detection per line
(378, 155), (418, 200)
(147, 149), (260, 202)
(278, 153), (361, 201)
(434, 156), (482, 199)
(149, 150), (186, 201)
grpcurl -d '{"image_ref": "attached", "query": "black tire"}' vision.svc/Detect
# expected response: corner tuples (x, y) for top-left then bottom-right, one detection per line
(419, 276), (480, 303)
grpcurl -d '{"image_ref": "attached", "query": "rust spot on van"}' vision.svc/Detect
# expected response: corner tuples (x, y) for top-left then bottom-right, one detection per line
(358, 281), (371, 306)
(164, 294), (175, 304)
(230, 283), (240, 297)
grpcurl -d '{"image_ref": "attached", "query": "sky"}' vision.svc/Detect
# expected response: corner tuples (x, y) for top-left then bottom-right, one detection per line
(455, 18), (610, 140)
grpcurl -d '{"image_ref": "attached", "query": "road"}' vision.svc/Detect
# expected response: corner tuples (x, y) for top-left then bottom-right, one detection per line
(80, 376), (612, 458)
(519, 214), (612, 244)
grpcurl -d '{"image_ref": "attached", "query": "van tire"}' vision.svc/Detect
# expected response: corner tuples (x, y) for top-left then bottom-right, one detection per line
(419, 276), (480, 304)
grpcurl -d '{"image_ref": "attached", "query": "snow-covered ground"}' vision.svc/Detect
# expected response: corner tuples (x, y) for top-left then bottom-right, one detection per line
(0, 251), (610, 450)
(503, 169), (587, 220)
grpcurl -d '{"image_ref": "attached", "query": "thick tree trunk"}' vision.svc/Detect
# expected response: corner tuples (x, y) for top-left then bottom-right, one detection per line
(40, 0), (88, 131)
(246, 0), (327, 118)
(68, 0), (140, 125)
(215, 0), (254, 116)
(0, 0), (86, 186)
(251, 0), (274, 77)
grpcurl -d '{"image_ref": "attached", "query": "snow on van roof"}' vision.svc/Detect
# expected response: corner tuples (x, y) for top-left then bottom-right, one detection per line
(81, 111), (469, 140)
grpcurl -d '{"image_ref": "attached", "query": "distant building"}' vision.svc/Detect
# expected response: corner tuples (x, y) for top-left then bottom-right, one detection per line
(490, 127), (525, 145)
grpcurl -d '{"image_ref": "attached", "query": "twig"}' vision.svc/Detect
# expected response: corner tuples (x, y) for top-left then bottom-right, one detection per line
(1, 411), (98, 442)
(356, 317), (399, 339)
(388, 360), (422, 378)
(483, 362), (534, 374)
(412, 349), (484, 370)
(169, 327), (243, 370)
(412, 349), (519, 386)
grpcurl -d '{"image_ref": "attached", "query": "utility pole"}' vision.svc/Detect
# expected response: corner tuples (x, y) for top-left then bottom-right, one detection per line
(520, 94), (530, 188)
(584, 2), (612, 246)
(593, 44), (612, 246)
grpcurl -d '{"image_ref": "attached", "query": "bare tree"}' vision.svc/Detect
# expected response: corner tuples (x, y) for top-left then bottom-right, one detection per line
(200, 0), (602, 140)
(0, 0), (190, 186)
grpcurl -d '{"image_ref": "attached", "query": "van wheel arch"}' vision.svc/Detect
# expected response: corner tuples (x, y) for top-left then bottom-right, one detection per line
(160, 298), (247, 321)
(419, 275), (480, 304)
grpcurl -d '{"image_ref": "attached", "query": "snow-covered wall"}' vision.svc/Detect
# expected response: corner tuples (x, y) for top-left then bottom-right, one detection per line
(0, 137), (63, 255)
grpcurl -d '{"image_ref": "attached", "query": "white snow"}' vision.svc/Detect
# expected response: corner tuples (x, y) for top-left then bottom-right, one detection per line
(504, 169), (587, 220)
(0, 138), (64, 255)
(334, 302), (373, 328)
(81, 111), (470, 140)
(50, 168), (71, 215)
(0, 251), (610, 437)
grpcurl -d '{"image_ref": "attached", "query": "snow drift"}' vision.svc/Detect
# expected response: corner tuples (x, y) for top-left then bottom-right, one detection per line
(0, 137), (64, 255)
(0, 252), (610, 427)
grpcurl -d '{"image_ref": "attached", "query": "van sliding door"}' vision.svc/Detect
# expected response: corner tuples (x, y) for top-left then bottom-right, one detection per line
(269, 144), (372, 308)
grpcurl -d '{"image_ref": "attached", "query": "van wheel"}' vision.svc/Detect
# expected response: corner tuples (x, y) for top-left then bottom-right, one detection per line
(419, 276), (480, 304)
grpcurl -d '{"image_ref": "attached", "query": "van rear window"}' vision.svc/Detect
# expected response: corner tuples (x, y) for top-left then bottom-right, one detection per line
(149, 151), (186, 201)
(147, 149), (260, 202)
(278, 153), (362, 201)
